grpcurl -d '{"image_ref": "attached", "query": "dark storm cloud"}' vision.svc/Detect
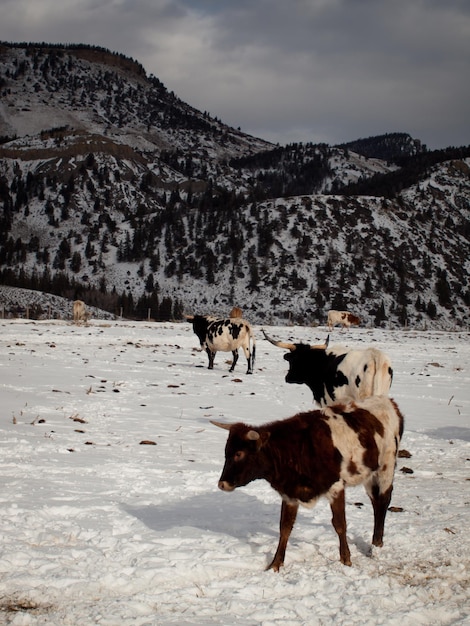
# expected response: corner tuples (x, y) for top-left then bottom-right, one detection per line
(1, 0), (469, 149)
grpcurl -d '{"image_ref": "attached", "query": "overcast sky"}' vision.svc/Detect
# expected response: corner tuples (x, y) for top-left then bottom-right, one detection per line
(1, 0), (469, 150)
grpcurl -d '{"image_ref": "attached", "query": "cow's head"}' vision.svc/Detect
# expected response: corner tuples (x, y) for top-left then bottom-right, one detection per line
(186, 314), (210, 347)
(348, 313), (360, 326)
(262, 330), (329, 385)
(211, 420), (269, 491)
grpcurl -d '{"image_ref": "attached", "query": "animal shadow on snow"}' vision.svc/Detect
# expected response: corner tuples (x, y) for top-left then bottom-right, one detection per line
(122, 492), (279, 541)
(123, 493), (375, 560)
(425, 426), (470, 442)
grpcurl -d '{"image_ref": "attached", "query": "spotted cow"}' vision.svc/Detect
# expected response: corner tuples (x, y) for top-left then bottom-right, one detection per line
(212, 395), (404, 571)
(262, 330), (393, 407)
(187, 315), (256, 374)
(327, 310), (360, 331)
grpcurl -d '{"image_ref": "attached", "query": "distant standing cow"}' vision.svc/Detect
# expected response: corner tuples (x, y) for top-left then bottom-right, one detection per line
(73, 300), (90, 324)
(212, 395), (404, 571)
(327, 310), (360, 331)
(187, 314), (256, 374)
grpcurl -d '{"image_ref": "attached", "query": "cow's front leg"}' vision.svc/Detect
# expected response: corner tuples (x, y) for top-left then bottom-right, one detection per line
(206, 348), (215, 369)
(229, 349), (239, 372)
(267, 500), (299, 572)
(330, 489), (351, 565)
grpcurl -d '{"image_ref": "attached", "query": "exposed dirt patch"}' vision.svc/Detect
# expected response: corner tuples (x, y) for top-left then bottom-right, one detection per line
(0, 595), (54, 618)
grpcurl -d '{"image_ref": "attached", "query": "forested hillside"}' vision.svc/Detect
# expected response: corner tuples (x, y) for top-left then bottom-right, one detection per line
(0, 42), (469, 327)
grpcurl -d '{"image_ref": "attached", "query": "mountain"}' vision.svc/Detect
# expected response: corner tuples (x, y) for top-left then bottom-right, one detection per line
(0, 42), (469, 328)
(338, 133), (425, 161)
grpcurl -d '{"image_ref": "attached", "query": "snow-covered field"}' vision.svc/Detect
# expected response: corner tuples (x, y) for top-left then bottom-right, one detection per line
(1, 320), (469, 625)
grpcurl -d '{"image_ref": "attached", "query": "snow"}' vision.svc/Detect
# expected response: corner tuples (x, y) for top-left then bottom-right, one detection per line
(1, 320), (469, 625)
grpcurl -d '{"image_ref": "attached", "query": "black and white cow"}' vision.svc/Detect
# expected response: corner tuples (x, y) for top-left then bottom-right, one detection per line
(262, 330), (392, 406)
(187, 315), (256, 374)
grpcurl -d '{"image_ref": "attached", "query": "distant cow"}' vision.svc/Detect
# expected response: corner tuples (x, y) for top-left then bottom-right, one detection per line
(262, 330), (392, 406)
(327, 310), (360, 331)
(212, 395), (404, 571)
(187, 315), (256, 374)
(72, 300), (90, 324)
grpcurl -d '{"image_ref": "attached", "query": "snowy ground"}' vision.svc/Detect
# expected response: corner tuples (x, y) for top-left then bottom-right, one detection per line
(0, 320), (469, 626)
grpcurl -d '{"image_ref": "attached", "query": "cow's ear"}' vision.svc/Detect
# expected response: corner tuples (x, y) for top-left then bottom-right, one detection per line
(246, 430), (260, 441)
(246, 429), (269, 449)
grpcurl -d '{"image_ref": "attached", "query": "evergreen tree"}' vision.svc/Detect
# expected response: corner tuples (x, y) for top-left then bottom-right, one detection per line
(426, 300), (437, 319)
(436, 270), (452, 308)
(374, 301), (387, 326)
(70, 251), (82, 273)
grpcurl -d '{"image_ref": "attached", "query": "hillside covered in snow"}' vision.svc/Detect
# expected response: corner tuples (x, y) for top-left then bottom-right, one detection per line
(0, 42), (469, 328)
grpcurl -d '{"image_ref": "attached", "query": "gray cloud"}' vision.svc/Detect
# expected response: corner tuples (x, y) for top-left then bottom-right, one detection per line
(1, 0), (469, 149)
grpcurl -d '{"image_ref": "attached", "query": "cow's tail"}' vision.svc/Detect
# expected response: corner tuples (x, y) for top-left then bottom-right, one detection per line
(250, 330), (256, 370)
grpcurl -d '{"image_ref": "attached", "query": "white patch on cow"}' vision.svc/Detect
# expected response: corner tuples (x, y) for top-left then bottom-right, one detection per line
(323, 346), (392, 405)
(325, 397), (401, 492)
(325, 480), (345, 504)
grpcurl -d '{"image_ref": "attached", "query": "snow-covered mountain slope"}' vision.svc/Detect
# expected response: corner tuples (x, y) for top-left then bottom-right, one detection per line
(0, 43), (469, 328)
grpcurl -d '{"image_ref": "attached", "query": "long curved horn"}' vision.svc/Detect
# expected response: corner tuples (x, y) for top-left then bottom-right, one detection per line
(310, 334), (329, 350)
(184, 314), (194, 320)
(210, 420), (234, 431)
(261, 329), (296, 351)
